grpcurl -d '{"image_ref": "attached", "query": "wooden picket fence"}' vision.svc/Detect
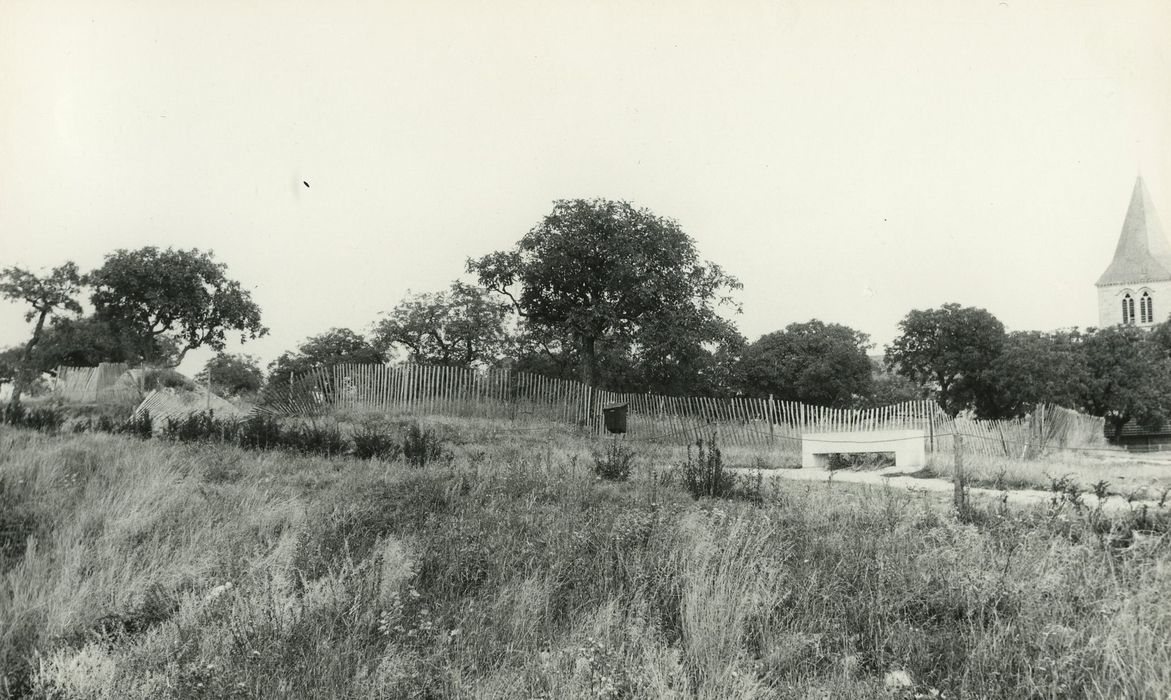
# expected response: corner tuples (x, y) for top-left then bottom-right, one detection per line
(53, 363), (139, 404)
(260, 363), (1108, 457)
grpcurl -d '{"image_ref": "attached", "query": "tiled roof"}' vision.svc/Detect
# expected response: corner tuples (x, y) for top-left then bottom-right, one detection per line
(1096, 177), (1171, 286)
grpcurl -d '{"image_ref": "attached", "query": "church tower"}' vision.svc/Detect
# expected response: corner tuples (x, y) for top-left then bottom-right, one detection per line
(1096, 177), (1171, 328)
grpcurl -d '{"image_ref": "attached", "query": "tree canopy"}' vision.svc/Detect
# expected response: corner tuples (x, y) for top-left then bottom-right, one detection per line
(87, 247), (267, 366)
(13, 316), (180, 372)
(267, 328), (386, 384)
(1078, 325), (1171, 440)
(371, 282), (511, 366)
(196, 352), (264, 398)
(738, 320), (873, 407)
(977, 330), (1089, 418)
(885, 303), (1005, 417)
(468, 198), (741, 389)
(0, 262), (83, 403)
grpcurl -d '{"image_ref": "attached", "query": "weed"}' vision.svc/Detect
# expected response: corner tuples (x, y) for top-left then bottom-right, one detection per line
(826, 451), (894, 470)
(680, 434), (736, 499)
(592, 439), (635, 481)
(121, 410), (154, 440)
(162, 410), (238, 443)
(238, 414), (283, 450)
(1092, 480), (1111, 503)
(402, 423), (449, 468)
(352, 425), (402, 461)
(284, 421), (347, 457)
(2, 404), (65, 433)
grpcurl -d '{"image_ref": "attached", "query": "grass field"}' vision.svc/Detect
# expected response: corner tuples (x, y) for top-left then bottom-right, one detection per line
(2, 422), (1170, 699)
(918, 448), (1171, 499)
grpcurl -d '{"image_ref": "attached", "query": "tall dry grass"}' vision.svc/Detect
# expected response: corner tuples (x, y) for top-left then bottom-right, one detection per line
(1, 423), (1170, 698)
(923, 447), (1171, 498)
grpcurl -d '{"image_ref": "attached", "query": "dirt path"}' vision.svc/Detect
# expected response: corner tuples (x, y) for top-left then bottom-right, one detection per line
(733, 465), (1165, 515)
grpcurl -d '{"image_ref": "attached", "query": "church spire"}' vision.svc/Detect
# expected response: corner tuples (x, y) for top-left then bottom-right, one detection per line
(1097, 177), (1171, 286)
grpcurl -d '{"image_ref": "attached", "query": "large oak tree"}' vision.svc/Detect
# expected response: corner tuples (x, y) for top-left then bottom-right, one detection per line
(468, 199), (741, 390)
(977, 330), (1089, 419)
(885, 303), (1005, 417)
(0, 262), (83, 405)
(1079, 325), (1171, 441)
(738, 320), (873, 408)
(371, 282), (511, 366)
(87, 247), (267, 366)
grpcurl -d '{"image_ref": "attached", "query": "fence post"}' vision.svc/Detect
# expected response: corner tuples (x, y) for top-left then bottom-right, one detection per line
(928, 404), (935, 453)
(768, 393), (775, 446)
(953, 433), (966, 515)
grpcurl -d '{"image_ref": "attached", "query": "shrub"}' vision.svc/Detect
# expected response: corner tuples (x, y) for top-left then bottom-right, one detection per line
(680, 434), (737, 499)
(592, 439), (635, 481)
(1, 404), (65, 433)
(353, 425), (402, 461)
(1, 402), (26, 427)
(284, 421), (347, 457)
(161, 410), (230, 443)
(402, 423), (448, 468)
(239, 413), (283, 450)
(121, 410), (154, 440)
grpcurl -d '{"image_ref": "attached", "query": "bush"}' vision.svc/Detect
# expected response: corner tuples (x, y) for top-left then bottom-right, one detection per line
(1, 404), (65, 433)
(239, 413), (283, 450)
(402, 423), (449, 468)
(121, 410), (154, 440)
(592, 439), (635, 481)
(284, 421), (347, 457)
(161, 410), (236, 443)
(680, 434), (737, 499)
(1, 402), (26, 427)
(353, 425), (402, 461)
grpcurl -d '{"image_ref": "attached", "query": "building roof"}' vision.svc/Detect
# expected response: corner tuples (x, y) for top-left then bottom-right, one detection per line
(1096, 177), (1171, 286)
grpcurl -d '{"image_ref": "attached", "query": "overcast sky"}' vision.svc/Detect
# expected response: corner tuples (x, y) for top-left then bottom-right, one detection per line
(2, 0), (1170, 377)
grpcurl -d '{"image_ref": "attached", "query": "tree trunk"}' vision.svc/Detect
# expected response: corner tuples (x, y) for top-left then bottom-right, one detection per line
(1110, 415), (1127, 444)
(579, 334), (597, 430)
(166, 345), (191, 369)
(579, 335), (597, 388)
(9, 309), (49, 408)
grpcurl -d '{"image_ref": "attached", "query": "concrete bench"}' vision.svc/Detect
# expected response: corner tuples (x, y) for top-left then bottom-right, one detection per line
(801, 429), (926, 469)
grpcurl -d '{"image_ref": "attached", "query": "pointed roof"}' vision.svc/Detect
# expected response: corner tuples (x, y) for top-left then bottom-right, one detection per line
(1097, 177), (1171, 286)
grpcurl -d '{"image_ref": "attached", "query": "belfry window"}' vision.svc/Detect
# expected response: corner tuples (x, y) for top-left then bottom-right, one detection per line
(1122, 293), (1136, 324)
(1141, 292), (1154, 324)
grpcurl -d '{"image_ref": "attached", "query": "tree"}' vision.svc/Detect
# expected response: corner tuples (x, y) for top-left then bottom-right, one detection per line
(738, 320), (873, 407)
(0, 262), (83, 405)
(977, 330), (1089, 418)
(371, 282), (511, 366)
(87, 247), (267, 366)
(864, 371), (926, 407)
(1079, 325), (1171, 441)
(885, 303), (1006, 417)
(468, 198), (741, 390)
(0, 347), (20, 385)
(195, 353), (264, 398)
(20, 316), (180, 371)
(267, 328), (386, 385)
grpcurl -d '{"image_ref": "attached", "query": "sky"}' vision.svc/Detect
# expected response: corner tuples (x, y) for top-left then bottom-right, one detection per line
(2, 0), (1170, 377)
